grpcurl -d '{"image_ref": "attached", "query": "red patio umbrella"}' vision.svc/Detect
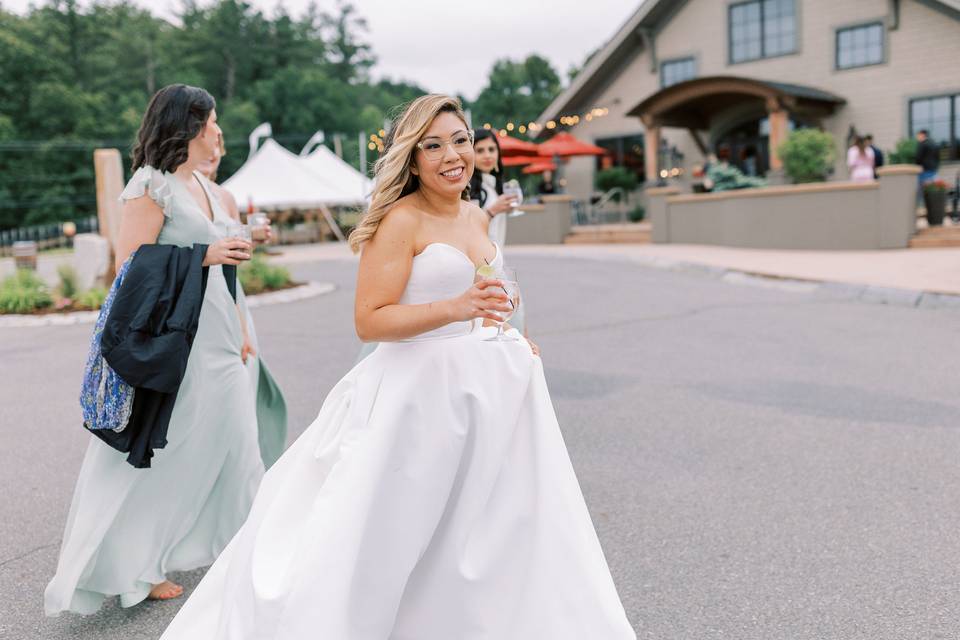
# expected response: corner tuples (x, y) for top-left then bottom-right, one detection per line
(537, 131), (607, 158)
(501, 155), (537, 167)
(522, 160), (557, 174)
(493, 133), (540, 157)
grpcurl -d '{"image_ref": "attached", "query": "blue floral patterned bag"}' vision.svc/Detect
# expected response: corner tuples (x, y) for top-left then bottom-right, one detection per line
(80, 254), (136, 431)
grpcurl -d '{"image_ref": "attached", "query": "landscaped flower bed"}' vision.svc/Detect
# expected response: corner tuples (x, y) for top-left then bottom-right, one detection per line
(0, 255), (297, 315)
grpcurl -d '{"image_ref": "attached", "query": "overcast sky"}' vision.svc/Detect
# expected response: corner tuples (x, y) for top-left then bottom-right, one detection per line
(2, 0), (640, 99)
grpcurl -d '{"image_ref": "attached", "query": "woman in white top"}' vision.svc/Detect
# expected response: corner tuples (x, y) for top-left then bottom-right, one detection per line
(469, 127), (517, 248)
(847, 136), (875, 182)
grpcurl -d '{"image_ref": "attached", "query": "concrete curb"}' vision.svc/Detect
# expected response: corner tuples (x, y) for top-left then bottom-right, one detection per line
(621, 254), (960, 310)
(0, 281), (337, 329)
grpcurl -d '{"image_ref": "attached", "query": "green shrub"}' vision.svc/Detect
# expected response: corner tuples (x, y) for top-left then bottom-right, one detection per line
(595, 167), (639, 200)
(629, 205), (646, 222)
(57, 264), (79, 299)
(888, 138), (918, 164)
(75, 287), (108, 310)
(239, 255), (292, 295)
(777, 129), (835, 183)
(0, 269), (53, 314)
(707, 163), (766, 191)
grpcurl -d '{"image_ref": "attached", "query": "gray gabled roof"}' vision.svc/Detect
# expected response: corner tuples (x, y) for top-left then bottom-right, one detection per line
(534, 0), (960, 134)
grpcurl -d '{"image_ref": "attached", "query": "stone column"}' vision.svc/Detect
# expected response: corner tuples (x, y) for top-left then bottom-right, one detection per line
(644, 124), (661, 185)
(645, 185), (680, 243)
(876, 164), (921, 248)
(767, 106), (789, 172)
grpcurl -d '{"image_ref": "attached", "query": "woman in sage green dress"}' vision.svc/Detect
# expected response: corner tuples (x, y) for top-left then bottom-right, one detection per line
(45, 84), (284, 616)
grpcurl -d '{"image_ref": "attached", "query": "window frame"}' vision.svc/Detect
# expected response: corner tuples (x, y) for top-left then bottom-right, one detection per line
(659, 56), (698, 89)
(727, 0), (799, 65)
(834, 20), (886, 71)
(908, 92), (960, 162)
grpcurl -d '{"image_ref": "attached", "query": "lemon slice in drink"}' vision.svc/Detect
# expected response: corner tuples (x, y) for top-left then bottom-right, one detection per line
(475, 264), (497, 278)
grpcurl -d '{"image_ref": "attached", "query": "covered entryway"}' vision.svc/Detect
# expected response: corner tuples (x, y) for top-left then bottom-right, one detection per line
(627, 76), (845, 182)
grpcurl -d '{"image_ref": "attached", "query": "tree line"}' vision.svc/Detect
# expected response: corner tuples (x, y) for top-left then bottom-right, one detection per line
(0, 0), (566, 230)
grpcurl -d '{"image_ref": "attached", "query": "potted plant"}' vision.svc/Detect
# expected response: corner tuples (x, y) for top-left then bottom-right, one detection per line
(923, 179), (948, 226)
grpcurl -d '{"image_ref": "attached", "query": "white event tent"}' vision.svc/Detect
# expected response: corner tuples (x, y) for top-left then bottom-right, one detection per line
(300, 142), (373, 203)
(223, 138), (368, 210)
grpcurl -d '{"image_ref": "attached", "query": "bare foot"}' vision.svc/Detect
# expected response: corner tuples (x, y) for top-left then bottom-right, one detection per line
(148, 580), (183, 601)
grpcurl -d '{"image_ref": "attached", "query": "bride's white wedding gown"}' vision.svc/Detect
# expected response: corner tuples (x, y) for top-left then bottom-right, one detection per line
(161, 242), (635, 639)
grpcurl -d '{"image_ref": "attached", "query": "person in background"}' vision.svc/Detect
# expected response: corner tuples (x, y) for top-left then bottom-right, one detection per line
(537, 170), (557, 195)
(915, 129), (940, 185)
(197, 136), (273, 244)
(469, 128), (517, 249)
(864, 134), (884, 178)
(846, 136), (875, 182)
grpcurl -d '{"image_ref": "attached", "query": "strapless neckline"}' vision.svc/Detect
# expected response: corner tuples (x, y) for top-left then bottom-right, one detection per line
(416, 242), (499, 268)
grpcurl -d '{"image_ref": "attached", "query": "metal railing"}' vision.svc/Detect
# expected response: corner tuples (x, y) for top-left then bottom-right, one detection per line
(0, 217), (98, 256)
(573, 188), (636, 226)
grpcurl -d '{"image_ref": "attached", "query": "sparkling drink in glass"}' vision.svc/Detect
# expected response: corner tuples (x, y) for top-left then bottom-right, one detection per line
(482, 266), (520, 342)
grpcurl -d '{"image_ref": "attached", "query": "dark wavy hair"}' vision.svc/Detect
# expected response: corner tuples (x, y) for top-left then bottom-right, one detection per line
(131, 84), (216, 173)
(469, 128), (504, 208)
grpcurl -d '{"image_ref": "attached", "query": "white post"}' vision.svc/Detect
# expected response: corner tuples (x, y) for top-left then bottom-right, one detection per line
(359, 131), (367, 176)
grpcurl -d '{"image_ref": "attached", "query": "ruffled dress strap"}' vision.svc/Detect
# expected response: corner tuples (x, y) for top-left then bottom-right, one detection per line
(120, 166), (174, 219)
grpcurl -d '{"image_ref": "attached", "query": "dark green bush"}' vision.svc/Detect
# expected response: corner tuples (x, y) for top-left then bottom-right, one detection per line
(888, 138), (918, 164)
(777, 129), (835, 183)
(596, 167), (639, 200)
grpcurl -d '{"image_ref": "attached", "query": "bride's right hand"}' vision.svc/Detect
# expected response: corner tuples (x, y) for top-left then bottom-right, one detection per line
(203, 238), (252, 266)
(447, 280), (512, 323)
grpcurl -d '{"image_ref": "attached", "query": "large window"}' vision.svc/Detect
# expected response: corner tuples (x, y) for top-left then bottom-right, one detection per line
(836, 22), (884, 69)
(660, 57), (697, 88)
(595, 134), (645, 182)
(729, 0), (797, 64)
(909, 94), (960, 161)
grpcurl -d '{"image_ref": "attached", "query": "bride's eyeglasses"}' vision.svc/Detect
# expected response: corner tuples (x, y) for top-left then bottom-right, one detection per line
(416, 130), (475, 160)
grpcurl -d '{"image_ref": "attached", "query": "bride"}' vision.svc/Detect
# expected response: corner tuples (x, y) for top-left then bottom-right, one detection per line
(160, 94), (635, 639)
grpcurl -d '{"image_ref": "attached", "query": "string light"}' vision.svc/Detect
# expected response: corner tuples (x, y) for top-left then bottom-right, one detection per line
(365, 105), (612, 159)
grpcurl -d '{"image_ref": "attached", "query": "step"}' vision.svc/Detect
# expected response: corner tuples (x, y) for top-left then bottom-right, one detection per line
(565, 223), (651, 244)
(910, 224), (960, 248)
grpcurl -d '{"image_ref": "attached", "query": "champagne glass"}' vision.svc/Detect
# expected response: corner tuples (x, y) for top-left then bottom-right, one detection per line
(503, 179), (525, 218)
(481, 266), (520, 342)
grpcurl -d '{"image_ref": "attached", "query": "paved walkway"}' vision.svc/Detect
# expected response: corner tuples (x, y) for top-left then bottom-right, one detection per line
(267, 241), (960, 296)
(7, 240), (958, 298)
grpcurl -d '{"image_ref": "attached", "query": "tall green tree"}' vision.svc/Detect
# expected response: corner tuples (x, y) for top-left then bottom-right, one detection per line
(470, 55), (562, 137)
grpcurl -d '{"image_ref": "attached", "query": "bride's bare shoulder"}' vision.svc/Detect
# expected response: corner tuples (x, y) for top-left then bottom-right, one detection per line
(464, 200), (490, 231)
(370, 197), (422, 248)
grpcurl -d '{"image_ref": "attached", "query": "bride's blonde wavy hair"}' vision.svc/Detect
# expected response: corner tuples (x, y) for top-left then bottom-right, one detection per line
(348, 94), (470, 253)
